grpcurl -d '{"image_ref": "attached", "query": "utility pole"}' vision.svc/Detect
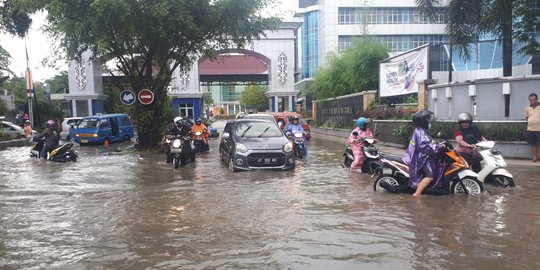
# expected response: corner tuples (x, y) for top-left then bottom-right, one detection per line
(25, 40), (34, 127)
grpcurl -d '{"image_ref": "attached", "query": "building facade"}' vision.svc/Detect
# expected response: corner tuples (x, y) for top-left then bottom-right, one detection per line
(296, 0), (449, 81)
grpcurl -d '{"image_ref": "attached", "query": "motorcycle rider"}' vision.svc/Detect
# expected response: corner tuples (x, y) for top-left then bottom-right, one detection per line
(162, 116), (192, 163)
(348, 117), (374, 172)
(285, 115), (307, 155)
(36, 119), (60, 159)
(285, 115), (305, 135)
(402, 110), (445, 196)
(454, 112), (487, 172)
(191, 117), (209, 145)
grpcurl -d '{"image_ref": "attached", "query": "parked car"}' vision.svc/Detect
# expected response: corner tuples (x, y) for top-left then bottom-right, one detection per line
(73, 113), (134, 145)
(269, 112), (312, 140)
(219, 119), (295, 172)
(60, 117), (83, 140)
(0, 120), (37, 139)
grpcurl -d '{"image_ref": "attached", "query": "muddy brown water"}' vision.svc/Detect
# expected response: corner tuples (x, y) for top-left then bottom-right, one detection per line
(1, 136), (539, 269)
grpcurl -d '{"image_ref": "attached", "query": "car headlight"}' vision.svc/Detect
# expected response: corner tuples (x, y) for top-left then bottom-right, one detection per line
(235, 142), (248, 153)
(172, 139), (182, 148)
(284, 142), (293, 152)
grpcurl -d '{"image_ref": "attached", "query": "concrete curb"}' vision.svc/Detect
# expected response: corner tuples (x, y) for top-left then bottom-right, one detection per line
(0, 138), (31, 150)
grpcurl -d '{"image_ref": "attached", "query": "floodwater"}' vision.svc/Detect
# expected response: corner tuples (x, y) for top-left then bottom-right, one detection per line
(1, 135), (540, 270)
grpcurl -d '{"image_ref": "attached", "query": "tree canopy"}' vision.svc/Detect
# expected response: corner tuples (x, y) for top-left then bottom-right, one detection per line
(22, 0), (280, 149)
(310, 39), (388, 100)
(240, 85), (269, 112)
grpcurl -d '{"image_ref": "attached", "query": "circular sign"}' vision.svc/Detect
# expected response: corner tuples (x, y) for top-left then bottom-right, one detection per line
(120, 90), (136, 105)
(138, 89), (154, 105)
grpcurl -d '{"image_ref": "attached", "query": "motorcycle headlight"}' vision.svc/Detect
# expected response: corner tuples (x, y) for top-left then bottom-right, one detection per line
(195, 132), (202, 136)
(294, 133), (303, 138)
(236, 142), (248, 153)
(172, 139), (182, 148)
(284, 142), (293, 152)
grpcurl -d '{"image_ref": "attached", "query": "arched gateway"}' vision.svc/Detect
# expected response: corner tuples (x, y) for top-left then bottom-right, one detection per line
(59, 20), (302, 117)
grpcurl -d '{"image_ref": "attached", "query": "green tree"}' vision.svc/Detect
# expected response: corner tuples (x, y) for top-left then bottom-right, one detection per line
(44, 71), (68, 94)
(310, 39), (388, 100)
(240, 85), (269, 112)
(416, 0), (540, 77)
(21, 0), (279, 149)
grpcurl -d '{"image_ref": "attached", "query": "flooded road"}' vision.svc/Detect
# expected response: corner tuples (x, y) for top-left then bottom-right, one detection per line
(1, 136), (540, 269)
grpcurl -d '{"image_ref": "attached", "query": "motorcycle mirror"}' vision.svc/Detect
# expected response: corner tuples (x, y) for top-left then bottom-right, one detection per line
(352, 131), (359, 136)
(375, 132), (380, 137)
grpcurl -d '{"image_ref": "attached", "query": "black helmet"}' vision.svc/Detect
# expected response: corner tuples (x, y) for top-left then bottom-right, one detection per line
(458, 112), (473, 124)
(195, 117), (202, 124)
(412, 110), (434, 129)
(291, 115), (299, 121)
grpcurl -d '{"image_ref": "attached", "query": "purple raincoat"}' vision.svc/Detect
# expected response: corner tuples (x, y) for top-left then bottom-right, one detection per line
(402, 127), (444, 190)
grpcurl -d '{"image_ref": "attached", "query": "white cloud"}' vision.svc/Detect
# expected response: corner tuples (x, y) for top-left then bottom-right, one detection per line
(0, 12), (66, 82)
(0, 1), (298, 83)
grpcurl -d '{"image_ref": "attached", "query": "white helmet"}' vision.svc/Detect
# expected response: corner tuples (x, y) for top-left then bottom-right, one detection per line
(174, 116), (183, 126)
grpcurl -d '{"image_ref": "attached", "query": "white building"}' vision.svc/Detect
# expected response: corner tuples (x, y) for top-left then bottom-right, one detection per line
(295, 0), (449, 82)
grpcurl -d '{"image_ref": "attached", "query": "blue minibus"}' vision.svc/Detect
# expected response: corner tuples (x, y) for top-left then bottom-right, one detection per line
(73, 114), (134, 144)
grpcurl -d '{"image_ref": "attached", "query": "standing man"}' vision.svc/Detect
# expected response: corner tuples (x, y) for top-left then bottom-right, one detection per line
(525, 93), (540, 162)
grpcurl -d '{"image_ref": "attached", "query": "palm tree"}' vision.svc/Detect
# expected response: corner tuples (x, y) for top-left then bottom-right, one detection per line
(417, 0), (540, 77)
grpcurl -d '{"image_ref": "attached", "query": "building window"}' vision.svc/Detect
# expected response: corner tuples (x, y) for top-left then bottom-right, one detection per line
(338, 7), (446, 25)
(179, 103), (194, 118)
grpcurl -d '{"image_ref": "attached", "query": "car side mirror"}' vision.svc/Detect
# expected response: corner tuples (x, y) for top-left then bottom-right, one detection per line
(222, 132), (230, 139)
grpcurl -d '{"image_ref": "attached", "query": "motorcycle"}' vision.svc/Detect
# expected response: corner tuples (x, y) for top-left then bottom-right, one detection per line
(30, 138), (78, 162)
(373, 142), (484, 195)
(286, 131), (307, 159)
(475, 140), (515, 187)
(341, 133), (381, 174)
(165, 134), (195, 168)
(192, 131), (209, 153)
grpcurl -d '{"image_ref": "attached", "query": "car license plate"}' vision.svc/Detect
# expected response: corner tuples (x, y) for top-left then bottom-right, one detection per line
(81, 139), (88, 143)
(258, 157), (277, 164)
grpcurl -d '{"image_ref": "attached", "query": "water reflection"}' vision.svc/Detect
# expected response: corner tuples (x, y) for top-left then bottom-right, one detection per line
(0, 137), (540, 269)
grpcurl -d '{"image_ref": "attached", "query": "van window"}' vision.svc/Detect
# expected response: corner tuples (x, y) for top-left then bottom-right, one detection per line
(100, 119), (110, 127)
(79, 119), (98, 128)
(120, 116), (132, 126)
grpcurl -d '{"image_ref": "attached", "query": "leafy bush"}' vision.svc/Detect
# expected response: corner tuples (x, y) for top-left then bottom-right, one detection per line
(392, 121), (527, 147)
(364, 106), (416, 120)
(0, 131), (18, 141)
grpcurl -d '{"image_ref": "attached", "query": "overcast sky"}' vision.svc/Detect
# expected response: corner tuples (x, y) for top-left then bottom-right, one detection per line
(0, 0), (299, 82)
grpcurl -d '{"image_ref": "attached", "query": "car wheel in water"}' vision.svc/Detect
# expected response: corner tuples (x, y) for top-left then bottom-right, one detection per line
(228, 156), (238, 172)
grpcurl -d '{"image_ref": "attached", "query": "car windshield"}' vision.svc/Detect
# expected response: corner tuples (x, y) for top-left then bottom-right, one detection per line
(235, 121), (282, 138)
(245, 115), (274, 121)
(78, 119), (99, 128)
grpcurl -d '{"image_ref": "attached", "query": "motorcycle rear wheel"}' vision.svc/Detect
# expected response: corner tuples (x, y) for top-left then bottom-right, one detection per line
(451, 177), (483, 195)
(492, 175), (515, 187)
(373, 174), (401, 192)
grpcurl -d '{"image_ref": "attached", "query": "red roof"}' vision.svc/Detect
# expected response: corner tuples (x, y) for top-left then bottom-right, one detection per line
(198, 55), (268, 75)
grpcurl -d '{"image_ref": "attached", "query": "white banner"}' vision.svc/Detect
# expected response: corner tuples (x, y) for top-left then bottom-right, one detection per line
(379, 45), (428, 97)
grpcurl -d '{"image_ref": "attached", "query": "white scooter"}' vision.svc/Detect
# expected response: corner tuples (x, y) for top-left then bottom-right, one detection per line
(475, 141), (515, 187)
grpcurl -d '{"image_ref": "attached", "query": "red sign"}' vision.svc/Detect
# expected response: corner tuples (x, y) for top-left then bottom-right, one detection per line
(138, 89), (154, 105)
